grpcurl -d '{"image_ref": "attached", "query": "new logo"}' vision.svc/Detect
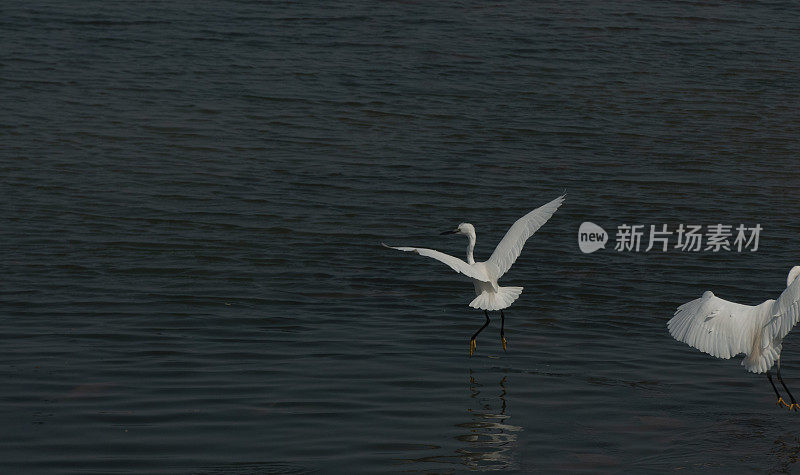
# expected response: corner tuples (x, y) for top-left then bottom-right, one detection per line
(578, 222), (608, 254)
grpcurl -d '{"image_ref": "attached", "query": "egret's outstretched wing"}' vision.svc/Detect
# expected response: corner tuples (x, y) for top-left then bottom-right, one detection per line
(382, 243), (490, 283)
(765, 276), (800, 341)
(667, 291), (766, 359)
(486, 195), (565, 278)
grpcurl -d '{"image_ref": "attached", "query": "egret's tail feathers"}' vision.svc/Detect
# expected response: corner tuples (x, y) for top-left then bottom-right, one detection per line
(742, 342), (782, 374)
(469, 286), (523, 311)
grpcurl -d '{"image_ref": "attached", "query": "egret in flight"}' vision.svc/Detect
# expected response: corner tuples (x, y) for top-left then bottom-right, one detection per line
(668, 266), (800, 410)
(383, 195), (565, 356)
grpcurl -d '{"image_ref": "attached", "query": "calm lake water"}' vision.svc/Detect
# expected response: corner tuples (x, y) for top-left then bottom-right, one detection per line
(3, 1), (800, 472)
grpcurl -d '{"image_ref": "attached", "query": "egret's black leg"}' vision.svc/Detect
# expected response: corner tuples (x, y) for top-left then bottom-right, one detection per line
(500, 310), (507, 352)
(776, 361), (799, 411)
(470, 311), (490, 357)
(767, 370), (784, 404)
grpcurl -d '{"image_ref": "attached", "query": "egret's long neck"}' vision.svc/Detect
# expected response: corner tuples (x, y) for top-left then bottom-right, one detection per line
(466, 231), (476, 265)
(788, 266), (800, 287)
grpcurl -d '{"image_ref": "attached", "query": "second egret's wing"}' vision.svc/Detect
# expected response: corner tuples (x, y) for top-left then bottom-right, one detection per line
(382, 243), (490, 282)
(764, 276), (800, 341)
(486, 194), (565, 278)
(667, 291), (765, 359)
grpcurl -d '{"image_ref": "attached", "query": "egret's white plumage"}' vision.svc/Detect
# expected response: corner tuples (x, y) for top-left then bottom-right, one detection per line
(667, 266), (800, 373)
(383, 195), (565, 311)
(380, 244), (492, 285)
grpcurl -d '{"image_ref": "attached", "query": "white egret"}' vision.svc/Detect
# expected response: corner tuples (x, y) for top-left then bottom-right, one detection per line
(383, 195), (565, 356)
(667, 266), (800, 410)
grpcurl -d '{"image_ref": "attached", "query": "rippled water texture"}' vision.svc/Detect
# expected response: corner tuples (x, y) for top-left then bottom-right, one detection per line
(3, 1), (800, 472)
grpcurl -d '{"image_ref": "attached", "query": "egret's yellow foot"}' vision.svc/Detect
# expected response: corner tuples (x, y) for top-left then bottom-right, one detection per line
(777, 397), (790, 408)
(469, 339), (476, 357)
(501, 336), (508, 352)
(791, 403), (800, 412)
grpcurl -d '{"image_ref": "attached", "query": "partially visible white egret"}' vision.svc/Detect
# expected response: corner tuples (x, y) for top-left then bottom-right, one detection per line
(668, 266), (800, 410)
(383, 195), (565, 356)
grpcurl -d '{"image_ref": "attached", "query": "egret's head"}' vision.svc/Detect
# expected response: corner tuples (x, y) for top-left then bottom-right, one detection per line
(441, 223), (475, 236)
(787, 266), (800, 287)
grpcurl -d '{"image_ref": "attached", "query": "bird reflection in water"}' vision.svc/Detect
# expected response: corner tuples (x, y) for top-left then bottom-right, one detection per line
(455, 371), (522, 471)
(769, 434), (800, 472)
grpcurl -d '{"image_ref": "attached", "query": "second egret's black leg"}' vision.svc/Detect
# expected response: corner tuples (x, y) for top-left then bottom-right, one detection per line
(776, 360), (798, 411)
(500, 310), (507, 352)
(470, 311), (490, 357)
(767, 370), (784, 406)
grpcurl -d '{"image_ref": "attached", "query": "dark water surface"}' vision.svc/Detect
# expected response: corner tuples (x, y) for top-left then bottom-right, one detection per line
(4, 1), (800, 472)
